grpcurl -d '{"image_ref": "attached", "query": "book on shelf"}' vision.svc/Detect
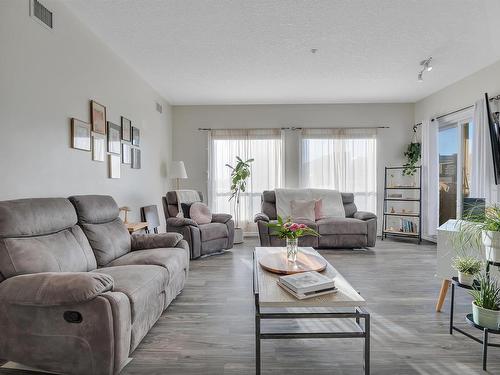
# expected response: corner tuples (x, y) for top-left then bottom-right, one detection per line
(399, 218), (416, 233)
(278, 271), (335, 294)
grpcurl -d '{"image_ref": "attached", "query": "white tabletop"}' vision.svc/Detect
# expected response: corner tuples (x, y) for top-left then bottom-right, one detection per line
(254, 246), (366, 308)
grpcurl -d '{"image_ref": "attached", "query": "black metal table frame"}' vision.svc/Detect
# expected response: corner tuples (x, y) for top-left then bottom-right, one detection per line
(253, 257), (370, 375)
(449, 277), (500, 371)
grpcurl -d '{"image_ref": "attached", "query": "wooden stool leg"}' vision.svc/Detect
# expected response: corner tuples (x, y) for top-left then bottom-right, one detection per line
(436, 279), (451, 312)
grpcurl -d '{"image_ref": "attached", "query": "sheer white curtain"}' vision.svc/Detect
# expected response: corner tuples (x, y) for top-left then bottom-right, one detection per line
(208, 129), (283, 232)
(421, 119), (439, 238)
(471, 98), (500, 203)
(299, 128), (377, 213)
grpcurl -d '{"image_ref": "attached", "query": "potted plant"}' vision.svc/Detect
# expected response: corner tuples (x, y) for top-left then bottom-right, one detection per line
(456, 205), (500, 263)
(267, 216), (320, 262)
(469, 274), (500, 330)
(226, 156), (254, 244)
(402, 142), (421, 176)
(452, 256), (482, 286)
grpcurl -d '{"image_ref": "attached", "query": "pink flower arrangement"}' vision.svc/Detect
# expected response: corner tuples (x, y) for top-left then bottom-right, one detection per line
(267, 216), (320, 239)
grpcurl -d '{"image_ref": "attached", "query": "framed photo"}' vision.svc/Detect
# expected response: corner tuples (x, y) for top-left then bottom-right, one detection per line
(121, 117), (132, 142)
(91, 100), (106, 135)
(107, 122), (121, 154)
(131, 148), (141, 169)
(122, 143), (131, 164)
(132, 126), (140, 146)
(109, 154), (121, 178)
(71, 118), (91, 151)
(92, 133), (106, 162)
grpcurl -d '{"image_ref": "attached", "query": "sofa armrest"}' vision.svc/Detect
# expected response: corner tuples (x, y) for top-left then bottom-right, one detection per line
(167, 217), (198, 227)
(0, 272), (113, 307)
(254, 213), (270, 222)
(354, 211), (377, 221)
(131, 232), (184, 250)
(211, 213), (232, 224)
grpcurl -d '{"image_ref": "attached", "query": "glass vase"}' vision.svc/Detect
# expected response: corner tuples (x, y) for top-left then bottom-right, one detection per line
(286, 238), (299, 262)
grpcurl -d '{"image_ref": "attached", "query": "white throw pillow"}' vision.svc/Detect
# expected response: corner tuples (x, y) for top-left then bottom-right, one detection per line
(290, 199), (316, 221)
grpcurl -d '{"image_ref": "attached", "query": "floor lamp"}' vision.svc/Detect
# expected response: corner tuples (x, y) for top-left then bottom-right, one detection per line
(170, 161), (188, 190)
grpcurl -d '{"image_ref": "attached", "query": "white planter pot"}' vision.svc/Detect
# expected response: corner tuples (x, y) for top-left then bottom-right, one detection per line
(482, 231), (500, 263)
(458, 272), (474, 287)
(472, 301), (500, 330)
(234, 227), (244, 244)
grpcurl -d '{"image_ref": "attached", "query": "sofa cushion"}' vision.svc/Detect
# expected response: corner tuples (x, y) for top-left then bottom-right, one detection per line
(190, 202), (212, 225)
(199, 223), (228, 242)
(94, 264), (168, 351)
(0, 198), (97, 278)
(69, 195), (131, 266)
(0, 198), (77, 238)
(106, 248), (188, 284)
(94, 265), (168, 323)
(290, 199), (316, 221)
(316, 217), (367, 235)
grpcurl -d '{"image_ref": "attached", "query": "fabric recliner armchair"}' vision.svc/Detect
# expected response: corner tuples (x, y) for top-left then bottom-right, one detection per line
(0, 195), (189, 375)
(162, 191), (234, 259)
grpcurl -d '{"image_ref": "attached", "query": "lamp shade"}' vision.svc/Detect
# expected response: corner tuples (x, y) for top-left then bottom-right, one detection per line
(170, 161), (188, 179)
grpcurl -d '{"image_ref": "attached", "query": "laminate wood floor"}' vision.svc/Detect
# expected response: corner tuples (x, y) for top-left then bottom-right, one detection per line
(2, 237), (499, 374)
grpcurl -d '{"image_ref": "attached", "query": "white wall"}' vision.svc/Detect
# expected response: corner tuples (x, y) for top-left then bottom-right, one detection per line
(0, 1), (172, 227)
(415, 59), (500, 122)
(172, 103), (415, 227)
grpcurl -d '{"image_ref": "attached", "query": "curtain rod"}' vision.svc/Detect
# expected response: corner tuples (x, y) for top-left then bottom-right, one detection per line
(198, 126), (390, 131)
(429, 94), (500, 123)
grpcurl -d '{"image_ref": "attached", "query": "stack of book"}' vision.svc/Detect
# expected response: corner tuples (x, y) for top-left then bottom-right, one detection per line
(400, 218), (416, 233)
(277, 271), (337, 300)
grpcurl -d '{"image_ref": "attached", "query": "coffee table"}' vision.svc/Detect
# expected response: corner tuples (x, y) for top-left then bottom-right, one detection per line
(253, 246), (370, 374)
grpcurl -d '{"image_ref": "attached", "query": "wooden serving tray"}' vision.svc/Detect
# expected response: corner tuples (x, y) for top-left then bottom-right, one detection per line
(258, 249), (327, 275)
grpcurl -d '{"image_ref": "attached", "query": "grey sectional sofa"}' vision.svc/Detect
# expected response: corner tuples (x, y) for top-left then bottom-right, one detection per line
(0, 195), (189, 375)
(254, 190), (377, 248)
(162, 191), (234, 259)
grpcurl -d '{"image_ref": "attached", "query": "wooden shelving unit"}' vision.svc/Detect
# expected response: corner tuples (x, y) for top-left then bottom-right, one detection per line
(381, 166), (422, 243)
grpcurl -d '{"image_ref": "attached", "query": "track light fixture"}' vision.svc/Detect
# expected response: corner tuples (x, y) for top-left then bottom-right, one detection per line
(417, 57), (433, 82)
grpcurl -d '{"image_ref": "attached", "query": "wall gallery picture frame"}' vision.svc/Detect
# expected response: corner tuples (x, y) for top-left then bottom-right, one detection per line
(71, 118), (91, 151)
(121, 117), (132, 142)
(122, 143), (132, 164)
(132, 126), (140, 146)
(109, 154), (121, 178)
(131, 148), (141, 169)
(92, 133), (106, 162)
(90, 100), (106, 135)
(107, 122), (121, 155)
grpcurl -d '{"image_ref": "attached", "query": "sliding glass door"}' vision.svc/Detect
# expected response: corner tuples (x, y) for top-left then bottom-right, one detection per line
(438, 116), (473, 224)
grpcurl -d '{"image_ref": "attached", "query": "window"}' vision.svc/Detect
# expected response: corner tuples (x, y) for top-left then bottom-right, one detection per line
(438, 113), (474, 224)
(208, 129), (283, 232)
(300, 128), (377, 213)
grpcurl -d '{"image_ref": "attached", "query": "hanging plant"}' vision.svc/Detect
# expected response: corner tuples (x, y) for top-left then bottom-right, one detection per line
(402, 125), (421, 176)
(403, 142), (421, 176)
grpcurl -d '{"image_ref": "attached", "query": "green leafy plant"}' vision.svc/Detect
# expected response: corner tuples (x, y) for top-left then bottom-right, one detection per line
(225, 156), (254, 228)
(453, 205), (500, 252)
(452, 256), (482, 275)
(402, 142), (421, 176)
(267, 216), (320, 240)
(470, 274), (500, 311)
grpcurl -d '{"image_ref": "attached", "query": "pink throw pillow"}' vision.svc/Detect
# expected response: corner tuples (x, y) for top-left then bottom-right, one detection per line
(314, 199), (325, 220)
(290, 200), (316, 221)
(189, 202), (212, 225)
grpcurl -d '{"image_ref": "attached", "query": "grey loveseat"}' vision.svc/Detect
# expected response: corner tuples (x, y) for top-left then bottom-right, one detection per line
(254, 190), (377, 248)
(162, 191), (234, 259)
(0, 195), (189, 375)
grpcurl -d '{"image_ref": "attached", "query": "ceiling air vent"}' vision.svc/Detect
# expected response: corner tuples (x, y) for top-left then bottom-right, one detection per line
(30, 0), (53, 30)
(156, 102), (163, 114)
